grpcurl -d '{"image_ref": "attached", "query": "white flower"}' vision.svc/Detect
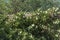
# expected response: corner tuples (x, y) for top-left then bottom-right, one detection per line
(24, 13), (32, 17)
(19, 31), (22, 34)
(55, 34), (58, 37)
(32, 24), (35, 26)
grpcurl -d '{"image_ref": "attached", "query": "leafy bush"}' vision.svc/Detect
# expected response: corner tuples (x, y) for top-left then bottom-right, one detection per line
(0, 7), (60, 40)
(0, 0), (60, 40)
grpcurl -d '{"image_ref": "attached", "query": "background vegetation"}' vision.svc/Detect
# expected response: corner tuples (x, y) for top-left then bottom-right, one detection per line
(0, 0), (60, 40)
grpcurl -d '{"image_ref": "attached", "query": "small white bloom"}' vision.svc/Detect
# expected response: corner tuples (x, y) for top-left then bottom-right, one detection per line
(32, 24), (35, 26)
(55, 34), (58, 37)
(19, 31), (22, 34)
(24, 13), (32, 17)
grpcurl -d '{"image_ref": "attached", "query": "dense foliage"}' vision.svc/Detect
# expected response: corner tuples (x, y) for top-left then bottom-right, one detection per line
(0, 0), (60, 40)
